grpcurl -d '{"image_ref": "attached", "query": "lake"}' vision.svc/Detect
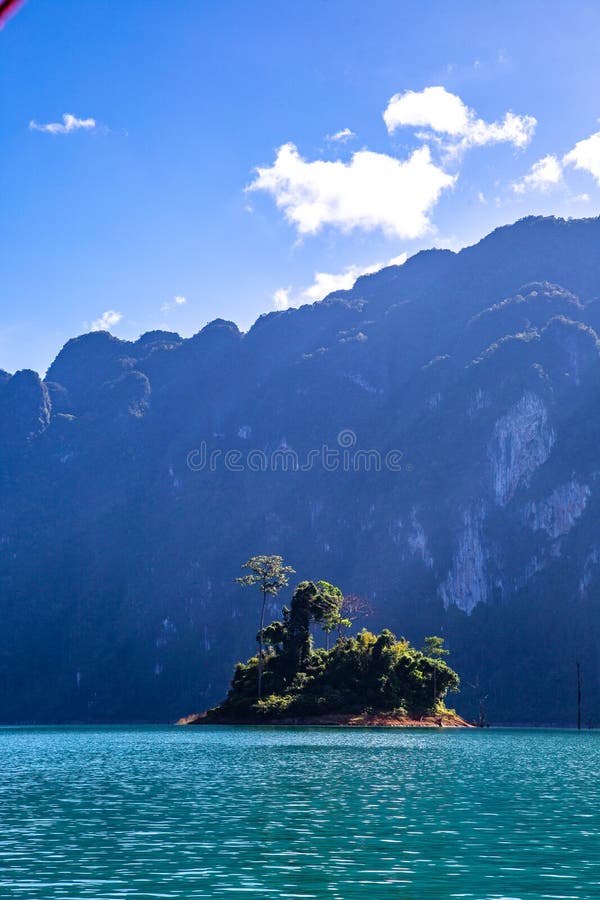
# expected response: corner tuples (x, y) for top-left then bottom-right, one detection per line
(0, 726), (598, 898)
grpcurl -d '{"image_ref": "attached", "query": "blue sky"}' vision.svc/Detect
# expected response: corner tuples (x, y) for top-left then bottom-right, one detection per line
(2, 0), (600, 375)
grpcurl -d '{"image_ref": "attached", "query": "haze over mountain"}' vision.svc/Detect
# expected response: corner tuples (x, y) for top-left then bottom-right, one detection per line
(2, 215), (600, 724)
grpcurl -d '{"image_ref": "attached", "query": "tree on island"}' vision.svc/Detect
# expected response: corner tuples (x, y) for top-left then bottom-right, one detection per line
(213, 565), (461, 723)
(236, 555), (295, 698)
(313, 581), (344, 650)
(422, 636), (449, 708)
(422, 636), (449, 658)
(337, 593), (374, 639)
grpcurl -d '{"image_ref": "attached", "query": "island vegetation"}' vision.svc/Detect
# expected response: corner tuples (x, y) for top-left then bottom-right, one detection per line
(181, 556), (469, 727)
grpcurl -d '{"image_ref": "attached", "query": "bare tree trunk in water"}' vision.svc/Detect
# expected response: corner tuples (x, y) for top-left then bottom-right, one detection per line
(577, 661), (582, 731)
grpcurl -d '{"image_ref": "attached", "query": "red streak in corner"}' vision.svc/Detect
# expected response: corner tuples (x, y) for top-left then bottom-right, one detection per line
(0, 0), (26, 28)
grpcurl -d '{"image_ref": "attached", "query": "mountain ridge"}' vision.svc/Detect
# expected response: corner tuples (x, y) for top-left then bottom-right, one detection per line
(1, 214), (600, 725)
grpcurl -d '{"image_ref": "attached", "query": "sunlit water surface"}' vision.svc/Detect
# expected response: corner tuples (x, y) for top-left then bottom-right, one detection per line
(0, 726), (598, 899)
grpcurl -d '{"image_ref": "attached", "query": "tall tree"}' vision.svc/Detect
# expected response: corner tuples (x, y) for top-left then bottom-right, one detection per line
(313, 581), (343, 650)
(281, 581), (319, 677)
(236, 555), (295, 698)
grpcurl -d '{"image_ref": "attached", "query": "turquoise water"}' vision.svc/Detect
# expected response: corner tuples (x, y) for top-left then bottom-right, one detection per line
(0, 726), (598, 899)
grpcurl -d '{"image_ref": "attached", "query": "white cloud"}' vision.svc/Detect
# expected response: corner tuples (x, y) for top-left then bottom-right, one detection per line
(273, 288), (291, 311)
(248, 142), (456, 239)
(301, 268), (364, 302)
(273, 253), (407, 310)
(511, 131), (600, 195)
(90, 310), (122, 332)
(384, 86), (470, 136)
(161, 295), (188, 314)
(383, 86), (536, 153)
(29, 113), (97, 135)
(564, 131), (600, 184)
(512, 154), (563, 193)
(386, 253), (408, 266)
(301, 254), (408, 302)
(326, 127), (356, 143)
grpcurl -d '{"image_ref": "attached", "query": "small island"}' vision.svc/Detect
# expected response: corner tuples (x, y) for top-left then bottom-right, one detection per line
(180, 557), (471, 727)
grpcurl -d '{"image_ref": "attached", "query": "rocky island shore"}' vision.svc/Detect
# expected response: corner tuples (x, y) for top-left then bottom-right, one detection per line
(178, 710), (473, 727)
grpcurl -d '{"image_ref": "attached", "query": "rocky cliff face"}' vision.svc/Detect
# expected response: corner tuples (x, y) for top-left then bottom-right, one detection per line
(490, 392), (555, 506)
(1, 215), (600, 724)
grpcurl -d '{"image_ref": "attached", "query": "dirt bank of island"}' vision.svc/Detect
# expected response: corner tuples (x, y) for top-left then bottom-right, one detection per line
(177, 710), (474, 727)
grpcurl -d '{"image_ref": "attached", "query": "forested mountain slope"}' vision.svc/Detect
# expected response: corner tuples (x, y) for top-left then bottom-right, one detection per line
(1, 215), (600, 724)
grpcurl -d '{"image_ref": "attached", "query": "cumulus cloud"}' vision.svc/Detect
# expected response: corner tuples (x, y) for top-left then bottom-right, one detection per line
(273, 253), (407, 310)
(512, 154), (563, 193)
(384, 86), (469, 136)
(29, 113), (97, 135)
(248, 142), (455, 239)
(564, 131), (600, 184)
(512, 131), (600, 195)
(326, 127), (356, 143)
(383, 86), (536, 153)
(90, 310), (122, 332)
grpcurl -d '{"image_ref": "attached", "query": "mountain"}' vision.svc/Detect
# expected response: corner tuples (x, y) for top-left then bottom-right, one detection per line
(1, 215), (600, 725)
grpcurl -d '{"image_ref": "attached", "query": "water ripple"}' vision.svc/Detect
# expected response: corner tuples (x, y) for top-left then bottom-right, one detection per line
(0, 726), (598, 898)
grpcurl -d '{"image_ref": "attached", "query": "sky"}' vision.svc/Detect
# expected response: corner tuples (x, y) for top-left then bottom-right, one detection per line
(2, 0), (600, 375)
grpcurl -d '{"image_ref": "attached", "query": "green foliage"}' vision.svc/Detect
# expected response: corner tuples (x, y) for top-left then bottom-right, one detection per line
(255, 693), (295, 717)
(313, 581), (343, 648)
(236, 555), (296, 596)
(208, 579), (460, 722)
(280, 580), (317, 675)
(422, 636), (449, 658)
(261, 620), (285, 650)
